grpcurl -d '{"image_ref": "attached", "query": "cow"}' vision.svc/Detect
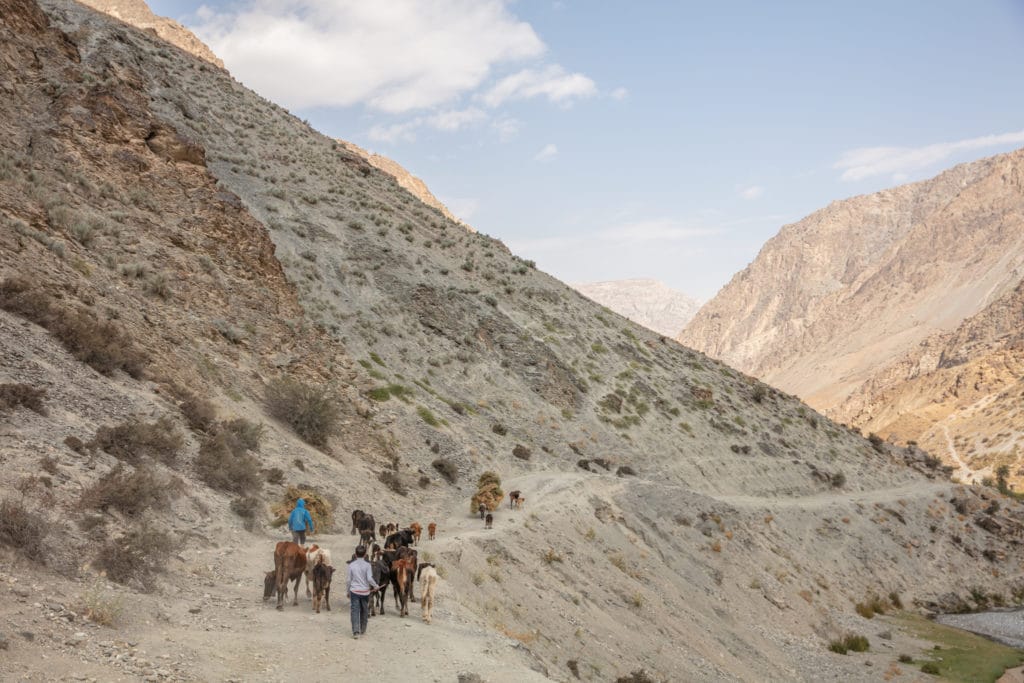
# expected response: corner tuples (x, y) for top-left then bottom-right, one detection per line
(304, 545), (332, 601)
(378, 523), (387, 541)
(359, 528), (375, 549)
(351, 509), (366, 535)
(383, 547), (418, 608)
(509, 490), (521, 509)
(427, 522), (437, 540)
(478, 503), (486, 520)
(371, 543), (382, 562)
(385, 522), (397, 537)
(485, 513), (493, 529)
(515, 496), (525, 509)
(384, 528), (415, 549)
(409, 522), (422, 545)
(370, 558), (389, 616)
(391, 557), (415, 617)
(269, 541), (307, 610)
(353, 510), (376, 544)
(311, 557), (334, 614)
(418, 564), (439, 624)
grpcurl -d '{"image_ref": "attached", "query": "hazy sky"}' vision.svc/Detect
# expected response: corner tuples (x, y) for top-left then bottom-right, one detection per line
(151, 0), (1024, 301)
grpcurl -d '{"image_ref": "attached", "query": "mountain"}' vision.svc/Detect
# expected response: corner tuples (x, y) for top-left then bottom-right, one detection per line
(75, 0), (224, 68)
(680, 150), (1024, 481)
(3, 1), (1024, 680)
(574, 278), (700, 337)
(338, 140), (467, 227)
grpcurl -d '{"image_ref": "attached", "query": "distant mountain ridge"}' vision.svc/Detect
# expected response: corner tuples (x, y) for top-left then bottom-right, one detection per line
(574, 278), (700, 337)
(680, 148), (1024, 481)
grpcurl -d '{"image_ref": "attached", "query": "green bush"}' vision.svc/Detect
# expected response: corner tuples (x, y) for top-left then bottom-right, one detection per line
(265, 378), (340, 448)
(920, 662), (940, 675)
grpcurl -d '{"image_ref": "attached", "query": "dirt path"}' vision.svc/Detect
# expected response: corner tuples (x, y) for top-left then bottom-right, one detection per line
(710, 481), (952, 510)
(943, 423), (976, 483)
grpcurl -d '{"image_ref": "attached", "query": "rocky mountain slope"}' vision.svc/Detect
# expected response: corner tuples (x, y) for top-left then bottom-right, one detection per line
(2, 1), (1024, 681)
(75, 0), (224, 68)
(574, 279), (700, 337)
(680, 150), (1024, 482)
(338, 140), (466, 227)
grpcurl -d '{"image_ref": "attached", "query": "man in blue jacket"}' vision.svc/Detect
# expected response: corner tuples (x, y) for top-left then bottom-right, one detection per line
(288, 498), (314, 545)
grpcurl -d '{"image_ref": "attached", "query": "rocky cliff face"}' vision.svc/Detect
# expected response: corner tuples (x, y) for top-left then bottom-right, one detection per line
(574, 278), (700, 337)
(680, 150), (1024, 481)
(3, 1), (1024, 680)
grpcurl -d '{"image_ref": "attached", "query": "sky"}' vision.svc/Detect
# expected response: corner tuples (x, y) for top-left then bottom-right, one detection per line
(150, 0), (1024, 301)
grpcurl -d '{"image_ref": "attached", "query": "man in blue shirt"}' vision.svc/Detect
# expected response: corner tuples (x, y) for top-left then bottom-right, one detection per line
(347, 546), (379, 639)
(288, 498), (314, 545)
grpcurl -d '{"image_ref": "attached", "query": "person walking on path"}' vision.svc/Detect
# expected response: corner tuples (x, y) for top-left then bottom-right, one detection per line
(347, 545), (379, 639)
(288, 498), (314, 546)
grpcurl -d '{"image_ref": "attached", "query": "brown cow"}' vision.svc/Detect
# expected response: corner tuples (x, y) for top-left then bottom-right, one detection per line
(392, 557), (415, 617)
(271, 541), (307, 610)
(427, 522), (436, 540)
(409, 522), (422, 545)
(485, 513), (493, 529)
(311, 556), (334, 614)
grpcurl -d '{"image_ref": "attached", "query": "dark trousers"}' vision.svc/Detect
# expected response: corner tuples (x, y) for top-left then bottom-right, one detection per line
(291, 529), (306, 545)
(350, 592), (370, 634)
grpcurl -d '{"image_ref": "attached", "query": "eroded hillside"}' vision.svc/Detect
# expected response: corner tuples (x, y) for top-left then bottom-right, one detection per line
(2, 1), (1024, 681)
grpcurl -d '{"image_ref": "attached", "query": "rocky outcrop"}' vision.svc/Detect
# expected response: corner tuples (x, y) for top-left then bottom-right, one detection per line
(574, 278), (700, 337)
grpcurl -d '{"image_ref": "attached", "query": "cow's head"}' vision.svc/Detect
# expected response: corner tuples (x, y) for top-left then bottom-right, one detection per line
(263, 571), (276, 601)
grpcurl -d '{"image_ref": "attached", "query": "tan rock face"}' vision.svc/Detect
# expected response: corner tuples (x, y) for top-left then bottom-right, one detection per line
(574, 278), (700, 337)
(680, 149), (1024, 480)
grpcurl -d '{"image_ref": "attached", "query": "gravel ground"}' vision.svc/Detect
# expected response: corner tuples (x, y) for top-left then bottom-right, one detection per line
(936, 609), (1024, 648)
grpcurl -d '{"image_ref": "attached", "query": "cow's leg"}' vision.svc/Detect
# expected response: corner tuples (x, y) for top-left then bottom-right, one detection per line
(324, 582), (331, 611)
(276, 571), (285, 611)
(292, 576), (301, 606)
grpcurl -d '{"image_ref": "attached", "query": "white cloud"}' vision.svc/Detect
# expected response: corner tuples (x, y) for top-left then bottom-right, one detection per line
(367, 107), (487, 143)
(834, 130), (1024, 182)
(440, 196), (481, 221)
(739, 185), (764, 200)
(596, 220), (719, 243)
(610, 87), (629, 101)
(481, 65), (597, 107)
(193, 0), (546, 113)
(534, 143), (558, 162)
(491, 117), (522, 142)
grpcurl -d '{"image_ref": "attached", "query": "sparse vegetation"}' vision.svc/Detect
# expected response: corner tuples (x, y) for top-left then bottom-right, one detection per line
(432, 457), (458, 483)
(417, 405), (441, 427)
(379, 470), (408, 496)
(81, 580), (123, 627)
(230, 495), (262, 531)
(366, 384), (413, 402)
(265, 378), (340, 448)
(0, 278), (147, 377)
(95, 522), (177, 592)
(828, 633), (869, 654)
(195, 426), (262, 495)
(79, 465), (181, 515)
(0, 498), (50, 561)
(512, 444), (531, 460)
(0, 383), (48, 415)
(90, 416), (184, 466)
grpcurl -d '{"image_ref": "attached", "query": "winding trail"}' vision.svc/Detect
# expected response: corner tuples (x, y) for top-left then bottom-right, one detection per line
(944, 424), (976, 483)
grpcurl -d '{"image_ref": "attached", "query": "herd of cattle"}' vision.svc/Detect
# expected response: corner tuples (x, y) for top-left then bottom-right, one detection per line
(262, 490), (527, 625)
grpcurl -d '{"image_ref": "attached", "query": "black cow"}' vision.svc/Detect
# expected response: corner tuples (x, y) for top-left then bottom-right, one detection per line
(382, 547), (419, 607)
(351, 509), (366, 535)
(370, 559), (389, 616)
(384, 528), (415, 549)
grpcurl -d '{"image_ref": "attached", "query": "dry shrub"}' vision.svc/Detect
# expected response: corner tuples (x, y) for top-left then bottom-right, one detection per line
(230, 496), (262, 531)
(221, 418), (264, 452)
(95, 522), (176, 592)
(270, 486), (333, 533)
(432, 457), (458, 483)
(178, 392), (218, 433)
(79, 465), (181, 516)
(616, 671), (660, 683)
(512, 444), (531, 460)
(264, 467), (285, 485)
(0, 278), (146, 378)
(91, 416), (184, 466)
(82, 581), (123, 627)
(469, 471), (504, 514)
(265, 378), (340, 448)
(0, 498), (50, 561)
(379, 470), (408, 496)
(194, 428), (261, 495)
(0, 383), (48, 415)
(64, 435), (86, 453)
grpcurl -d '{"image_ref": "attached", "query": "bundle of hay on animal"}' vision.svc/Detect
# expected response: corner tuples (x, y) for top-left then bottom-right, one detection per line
(271, 486), (334, 535)
(469, 471), (504, 515)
